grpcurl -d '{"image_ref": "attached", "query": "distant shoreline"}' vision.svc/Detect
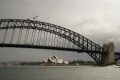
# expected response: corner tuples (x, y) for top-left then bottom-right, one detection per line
(0, 64), (100, 67)
(0, 65), (98, 68)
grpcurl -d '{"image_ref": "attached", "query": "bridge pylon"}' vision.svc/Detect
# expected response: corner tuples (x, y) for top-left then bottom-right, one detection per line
(102, 42), (115, 65)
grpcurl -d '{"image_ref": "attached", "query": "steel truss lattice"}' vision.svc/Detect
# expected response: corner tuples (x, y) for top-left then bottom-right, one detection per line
(0, 19), (105, 64)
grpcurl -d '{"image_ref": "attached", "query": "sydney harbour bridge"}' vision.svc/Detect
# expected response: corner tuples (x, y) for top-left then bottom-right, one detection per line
(0, 19), (119, 65)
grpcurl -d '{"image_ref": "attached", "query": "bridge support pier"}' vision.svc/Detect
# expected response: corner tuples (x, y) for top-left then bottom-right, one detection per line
(102, 42), (115, 65)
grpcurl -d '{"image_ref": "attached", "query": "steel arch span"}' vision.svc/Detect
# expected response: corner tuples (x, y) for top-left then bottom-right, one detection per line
(0, 19), (104, 64)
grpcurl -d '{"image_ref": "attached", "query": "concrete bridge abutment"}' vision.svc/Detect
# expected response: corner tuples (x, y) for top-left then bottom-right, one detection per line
(102, 42), (115, 65)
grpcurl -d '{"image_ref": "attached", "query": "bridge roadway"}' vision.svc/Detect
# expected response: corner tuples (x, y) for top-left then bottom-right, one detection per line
(0, 43), (103, 53)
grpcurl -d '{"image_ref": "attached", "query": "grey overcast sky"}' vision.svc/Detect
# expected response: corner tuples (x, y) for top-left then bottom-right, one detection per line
(0, 0), (120, 62)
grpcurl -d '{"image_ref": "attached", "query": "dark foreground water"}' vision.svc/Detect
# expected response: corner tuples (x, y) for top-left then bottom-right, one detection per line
(0, 66), (120, 80)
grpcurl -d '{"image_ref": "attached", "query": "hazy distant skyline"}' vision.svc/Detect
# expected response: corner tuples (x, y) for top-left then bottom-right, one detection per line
(0, 0), (120, 62)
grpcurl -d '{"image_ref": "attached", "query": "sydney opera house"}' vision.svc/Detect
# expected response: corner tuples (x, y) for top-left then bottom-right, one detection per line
(43, 55), (68, 64)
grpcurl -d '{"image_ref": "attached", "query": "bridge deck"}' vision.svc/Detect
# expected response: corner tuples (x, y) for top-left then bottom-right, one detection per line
(0, 43), (103, 53)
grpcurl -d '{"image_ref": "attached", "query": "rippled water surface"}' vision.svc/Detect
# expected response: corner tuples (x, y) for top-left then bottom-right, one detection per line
(0, 66), (120, 80)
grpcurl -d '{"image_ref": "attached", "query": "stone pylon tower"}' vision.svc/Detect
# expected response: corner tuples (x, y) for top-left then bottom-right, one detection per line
(103, 42), (115, 65)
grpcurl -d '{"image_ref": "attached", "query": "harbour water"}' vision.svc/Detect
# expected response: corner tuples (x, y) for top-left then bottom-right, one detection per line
(0, 66), (120, 80)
